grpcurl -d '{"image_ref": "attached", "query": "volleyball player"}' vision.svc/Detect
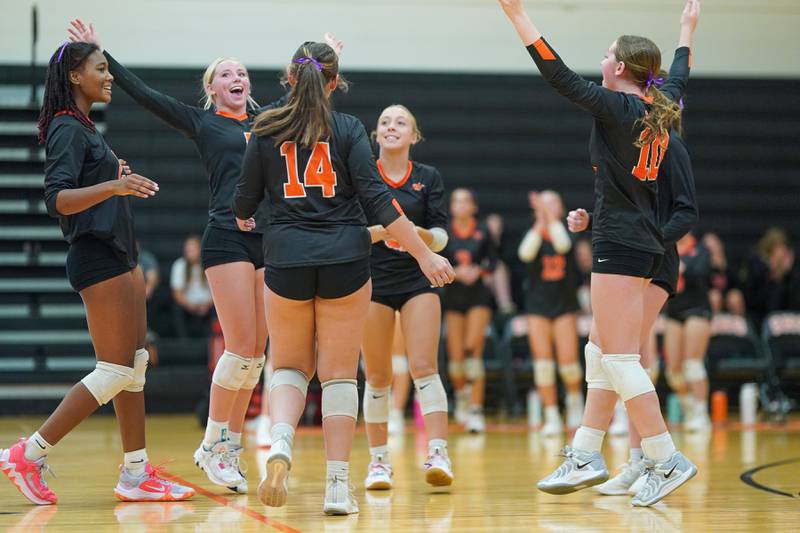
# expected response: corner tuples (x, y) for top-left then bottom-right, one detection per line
(362, 105), (452, 490)
(0, 42), (193, 504)
(499, 0), (700, 506)
(388, 317), (412, 435)
(232, 42), (454, 515)
(442, 188), (497, 433)
(518, 190), (583, 436)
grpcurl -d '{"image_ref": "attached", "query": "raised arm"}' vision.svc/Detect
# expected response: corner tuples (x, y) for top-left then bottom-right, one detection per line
(660, 1), (701, 102)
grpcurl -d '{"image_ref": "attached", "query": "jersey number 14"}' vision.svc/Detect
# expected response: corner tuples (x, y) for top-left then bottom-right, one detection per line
(280, 141), (338, 198)
(632, 130), (669, 181)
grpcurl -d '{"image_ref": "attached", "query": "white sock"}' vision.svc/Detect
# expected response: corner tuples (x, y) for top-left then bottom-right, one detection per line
(270, 422), (295, 445)
(327, 460), (349, 481)
(24, 432), (52, 462)
(228, 431), (242, 448)
(630, 447), (644, 462)
(370, 445), (389, 464)
(572, 426), (605, 453)
(544, 405), (560, 421)
(124, 448), (148, 476)
(204, 418), (228, 449)
(641, 432), (676, 463)
(428, 438), (448, 456)
(567, 392), (582, 405)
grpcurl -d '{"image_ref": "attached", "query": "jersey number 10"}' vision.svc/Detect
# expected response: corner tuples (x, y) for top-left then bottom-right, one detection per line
(632, 130), (669, 181)
(280, 141), (338, 198)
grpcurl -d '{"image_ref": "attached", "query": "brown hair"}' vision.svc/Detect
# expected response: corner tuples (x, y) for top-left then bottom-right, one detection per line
(615, 35), (682, 147)
(252, 42), (348, 147)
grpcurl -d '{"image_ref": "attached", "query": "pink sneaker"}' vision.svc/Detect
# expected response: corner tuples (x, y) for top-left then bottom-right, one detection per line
(114, 463), (195, 502)
(0, 438), (57, 505)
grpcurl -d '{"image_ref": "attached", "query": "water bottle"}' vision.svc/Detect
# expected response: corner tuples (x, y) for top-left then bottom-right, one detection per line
(739, 383), (758, 426)
(527, 389), (542, 428)
(667, 393), (682, 425)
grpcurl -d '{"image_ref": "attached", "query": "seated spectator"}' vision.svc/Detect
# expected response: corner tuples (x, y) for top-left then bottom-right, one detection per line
(171, 234), (213, 338)
(703, 232), (746, 316)
(742, 228), (800, 326)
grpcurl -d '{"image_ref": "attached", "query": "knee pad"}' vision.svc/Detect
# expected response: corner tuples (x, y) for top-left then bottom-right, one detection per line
(646, 359), (661, 384)
(270, 368), (309, 396)
(448, 360), (464, 381)
(211, 350), (252, 391)
(584, 342), (614, 392)
(321, 379), (359, 420)
(558, 362), (583, 385)
(601, 354), (655, 402)
(533, 359), (556, 387)
(123, 348), (149, 393)
(665, 369), (686, 391)
(242, 354), (266, 390)
(392, 354), (409, 374)
(683, 359), (707, 383)
(464, 357), (485, 381)
(363, 384), (391, 424)
(414, 373), (448, 415)
(81, 361), (135, 405)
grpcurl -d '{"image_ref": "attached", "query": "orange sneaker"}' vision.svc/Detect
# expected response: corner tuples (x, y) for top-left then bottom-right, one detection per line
(114, 463), (195, 502)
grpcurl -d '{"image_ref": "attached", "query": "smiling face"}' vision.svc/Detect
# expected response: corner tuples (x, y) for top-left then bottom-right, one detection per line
(205, 59), (251, 112)
(375, 105), (420, 152)
(70, 50), (114, 105)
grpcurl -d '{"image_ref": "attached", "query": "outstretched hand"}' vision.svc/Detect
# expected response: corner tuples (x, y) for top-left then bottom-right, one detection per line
(67, 19), (102, 51)
(680, 0), (701, 33)
(324, 33), (344, 58)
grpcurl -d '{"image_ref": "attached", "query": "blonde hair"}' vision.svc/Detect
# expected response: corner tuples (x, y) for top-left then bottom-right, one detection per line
(371, 104), (424, 144)
(201, 57), (258, 110)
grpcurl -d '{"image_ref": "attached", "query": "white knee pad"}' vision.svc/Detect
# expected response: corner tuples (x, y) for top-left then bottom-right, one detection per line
(558, 362), (583, 385)
(321, 379), (359, 420)
(646, 359), (661, 384)
(242, 354), (266, 390)
(363, 383), (391, 424)
(464, 357), (485, 381)
(392, 354), (409, 374)
(81, 361), (135, 405)
(584, 342), (614, 392)
(211, 350), (253, 391)
(601, 354), (656, 401)
(448, 360), (464, 381)
(683, 359), (707, 383)
(414, 373), (448, 415)
(533, 359), (556, 387)
(665, 369), (686, 391)
(123, 348), (149, 393)
(270, 368), (309, 396)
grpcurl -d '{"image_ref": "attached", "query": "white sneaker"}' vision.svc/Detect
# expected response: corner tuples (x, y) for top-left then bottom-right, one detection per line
(537, 446), (609, 494)
(255, 415), (272, 448)
(628, 472), (647, 495)
(684, 403), (711, 433)
(541, 410), (563, 437)
(324, 475), (359, 515)
(454, 389), (470, 424)
(257, 435), (292, 507)
(424, 447), (454, 487)
(465, 410), (486, 434)
(364, 461), (393, 490)
(388, 409), (404, 435)
(565, 393), (584, 429)
(631, 452), (697, 506)
(226, 445), (248, 494)
(193, 441), (245, 491)
(594, 457), (645, 495)
(608, 402), (629, 436)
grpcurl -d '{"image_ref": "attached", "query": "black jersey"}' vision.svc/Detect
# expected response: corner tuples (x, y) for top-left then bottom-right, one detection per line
(443, 219), (497, 279)
(370, 161), (448, 296)
(527, 39), (691, 254)
(658, 134), (698, 245)
(43, 113), (137, 264)
(675, 237), (711, 301)
(105, 52), (283, 233)
(524, 236), (580, 310)
(232, 112), (402, 268)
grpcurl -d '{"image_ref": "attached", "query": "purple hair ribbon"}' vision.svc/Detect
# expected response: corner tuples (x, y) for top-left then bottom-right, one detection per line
(645, 71), (665, 89)
(294, 56), (323, 72)
(56, 41), (69, 63)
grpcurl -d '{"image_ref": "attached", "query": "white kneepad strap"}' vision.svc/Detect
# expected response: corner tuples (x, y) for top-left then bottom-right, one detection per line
(533, 359), (556, 387)
(270, 368), (309, 396)
(683, 359), (707, 383)
(448, 360), (464, 380)
(558, 362), (583, 385)
(82, 361), (135, 405)
(601, 354), (655, 401)
(123, 349), (149, 393)
(464, 357), (485, 381)
(414, 374), (448, 415)
(363, 384), (391, 424)
(212, 350), (253, 391)
(392, 354), (409, 374)
(665, 369), (686, 390)
(321, 379), (359, 420)
(584, 342), (614, 391)
(646, 359), (661, 384)
(242, 354), (266, 390)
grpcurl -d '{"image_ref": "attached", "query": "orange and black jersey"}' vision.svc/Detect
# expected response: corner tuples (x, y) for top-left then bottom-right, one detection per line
(673, 237), (711, 308)
(104, 52), (285, 233)
(526, 39), (692, 254)
(524, 237), (580, 303)
(443, 219), (498, 279)
(232, 112), (403, 268)
(43, 113), (137, 264)
(370, 161), (448, 296)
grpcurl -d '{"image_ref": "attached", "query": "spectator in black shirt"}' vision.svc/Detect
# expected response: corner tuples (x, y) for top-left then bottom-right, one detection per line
(704, 232), (746, 317)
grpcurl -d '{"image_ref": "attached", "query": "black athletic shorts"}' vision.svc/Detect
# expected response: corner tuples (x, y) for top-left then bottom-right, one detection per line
(265, 257), (370, 300)
(201, 226), (264, 270)
(525, 293), (580, 320)
(66, 234), (136, 292)
(441, 280), (494, 313)
(651, 245), (679, 297)
(372, 286), (439, 312)
(592, 241), (663, 279)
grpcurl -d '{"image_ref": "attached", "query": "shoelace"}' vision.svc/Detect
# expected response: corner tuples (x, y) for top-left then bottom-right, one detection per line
(147, 460), (178, 487)
(226, 448), (248, 475)
(37, 462), (56, 493)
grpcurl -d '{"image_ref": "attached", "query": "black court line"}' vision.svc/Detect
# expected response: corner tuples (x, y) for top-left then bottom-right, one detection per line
(740, 457), (800, 498)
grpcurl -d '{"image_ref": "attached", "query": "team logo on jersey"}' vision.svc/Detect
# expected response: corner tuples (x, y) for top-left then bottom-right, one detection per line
(412, 182), (424, 191)
(244, 132), (252, 144)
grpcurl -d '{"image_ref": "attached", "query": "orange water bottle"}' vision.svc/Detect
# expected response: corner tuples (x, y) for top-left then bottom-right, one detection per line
(711, 390), (728, 425)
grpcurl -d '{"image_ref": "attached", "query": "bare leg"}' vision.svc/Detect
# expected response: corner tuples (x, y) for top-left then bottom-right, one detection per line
(527, 315), (556, 406)
(464, 306), (492, 407)
(361, 302), (395, 448)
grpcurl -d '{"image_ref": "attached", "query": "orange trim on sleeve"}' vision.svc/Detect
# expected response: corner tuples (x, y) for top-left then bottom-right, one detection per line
(391, 198), (405, 216)
(688, 50), (693, 68)
(533, 38), (556, 61)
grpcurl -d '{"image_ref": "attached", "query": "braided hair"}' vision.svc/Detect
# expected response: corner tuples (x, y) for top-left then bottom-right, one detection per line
(37, 42), (99, 144)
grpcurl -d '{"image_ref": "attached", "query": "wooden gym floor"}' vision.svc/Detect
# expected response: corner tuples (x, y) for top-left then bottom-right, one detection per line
(0, 415), (798, 532)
